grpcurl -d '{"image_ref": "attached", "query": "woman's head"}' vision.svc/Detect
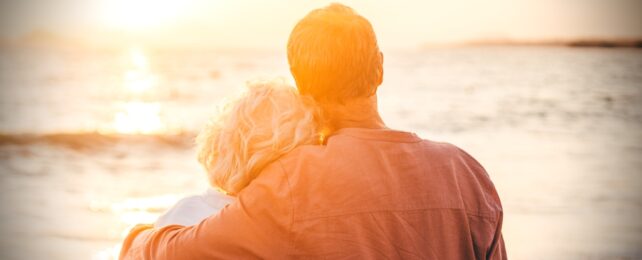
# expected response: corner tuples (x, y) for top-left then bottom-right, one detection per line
(197, 78), (320, 195)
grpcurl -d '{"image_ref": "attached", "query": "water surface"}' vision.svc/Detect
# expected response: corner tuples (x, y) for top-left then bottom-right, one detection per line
(0, 46), (640, 259)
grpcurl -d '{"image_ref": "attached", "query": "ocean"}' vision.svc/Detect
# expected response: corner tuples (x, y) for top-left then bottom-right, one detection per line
(0, 46), (640, 259)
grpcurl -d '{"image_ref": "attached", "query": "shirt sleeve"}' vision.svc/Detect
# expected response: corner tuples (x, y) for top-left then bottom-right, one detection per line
(487, 212), (507, 260)
(488, 233), (507, 260)
(119, 161), (293, 260)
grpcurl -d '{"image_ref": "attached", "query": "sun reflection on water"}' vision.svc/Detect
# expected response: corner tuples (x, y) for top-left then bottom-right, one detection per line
(114, 101), (163, 134)
(129, 48), (148, 69)
(94, 47), (175, 258)
(124, 48), (157, 93)
(110, 47), (166, 134)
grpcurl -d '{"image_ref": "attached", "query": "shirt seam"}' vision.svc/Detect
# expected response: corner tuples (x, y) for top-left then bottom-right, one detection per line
(330, 133), (423, 143)
(293, 207), (500, 222)
(276, 159), (296, 254)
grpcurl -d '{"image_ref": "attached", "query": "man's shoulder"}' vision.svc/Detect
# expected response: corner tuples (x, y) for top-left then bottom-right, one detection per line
(273, 135), (470, 168)
(276, 144), (327, 166)
(427, 140), (487, 174)
(418, 138), (489, 175)
(419, 138), (461, 152)
(411, 136), (478, 164)
(254, 144), (326, 183)
(422, 140), (503, 214)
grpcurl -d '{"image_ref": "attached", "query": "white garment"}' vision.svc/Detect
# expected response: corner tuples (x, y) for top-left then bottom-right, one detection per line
(155, 188), (235, 227)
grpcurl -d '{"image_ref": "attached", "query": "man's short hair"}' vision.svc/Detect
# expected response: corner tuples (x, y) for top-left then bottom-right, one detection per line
(287, 3), (383, 104)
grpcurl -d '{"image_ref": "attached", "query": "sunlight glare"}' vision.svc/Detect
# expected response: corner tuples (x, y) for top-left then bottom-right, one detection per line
(100, 0), (195, 30)
(92, 244), (121, 260)
(124, 48), (156, 93)
(114, 102), (163, 134)
(129, 48), (148, 69)
(124, 70), (156, 93)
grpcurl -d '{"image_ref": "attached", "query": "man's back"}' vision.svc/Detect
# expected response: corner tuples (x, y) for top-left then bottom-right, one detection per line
(281, 128), (505, 259)
(119, 4), (506, 259)
(119, 128), (505, 259)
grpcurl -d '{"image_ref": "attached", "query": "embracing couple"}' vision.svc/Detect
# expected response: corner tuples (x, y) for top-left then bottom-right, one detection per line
(119, 3), (506, 260)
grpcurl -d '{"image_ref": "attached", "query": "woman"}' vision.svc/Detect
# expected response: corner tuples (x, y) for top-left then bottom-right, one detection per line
(155, 78), (321, 227)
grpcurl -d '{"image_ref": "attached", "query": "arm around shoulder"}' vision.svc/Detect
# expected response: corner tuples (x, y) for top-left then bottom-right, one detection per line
(119, 160), (294, 260)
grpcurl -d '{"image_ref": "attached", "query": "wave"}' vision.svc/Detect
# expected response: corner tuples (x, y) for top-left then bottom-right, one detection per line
(0, 132), (196, 150)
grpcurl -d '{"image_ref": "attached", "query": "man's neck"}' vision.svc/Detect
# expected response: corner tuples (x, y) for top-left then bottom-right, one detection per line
(320, 95), (387, 132)
(330, 113), (386, 130)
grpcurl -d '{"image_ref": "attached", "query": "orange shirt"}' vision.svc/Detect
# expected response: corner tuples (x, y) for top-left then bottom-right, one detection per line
(120, 128), (506, 259)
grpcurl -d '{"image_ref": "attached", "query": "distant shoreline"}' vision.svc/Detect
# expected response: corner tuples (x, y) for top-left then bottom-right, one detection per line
(3, 30), (642, 51)
(449, 39), (642, 48)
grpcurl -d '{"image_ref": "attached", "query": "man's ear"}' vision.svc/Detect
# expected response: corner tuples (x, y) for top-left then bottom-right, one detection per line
(376, 51), (384, 86)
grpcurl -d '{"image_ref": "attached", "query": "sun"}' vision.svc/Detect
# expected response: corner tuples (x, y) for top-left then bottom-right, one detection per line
(100, 0), (194, 30)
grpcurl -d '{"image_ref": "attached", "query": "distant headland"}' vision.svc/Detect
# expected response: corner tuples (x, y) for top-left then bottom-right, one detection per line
(422, 38), (642, 49)
(456, 38), (642, 48)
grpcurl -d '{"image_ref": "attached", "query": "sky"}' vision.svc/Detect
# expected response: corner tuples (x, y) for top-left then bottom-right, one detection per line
(1, 0), (641, 50)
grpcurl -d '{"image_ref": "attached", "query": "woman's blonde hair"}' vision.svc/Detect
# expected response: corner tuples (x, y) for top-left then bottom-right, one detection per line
(196, 78), (320, 195)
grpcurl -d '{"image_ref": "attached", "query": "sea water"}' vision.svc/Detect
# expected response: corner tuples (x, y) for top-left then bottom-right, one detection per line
(0, 46), (640, 259)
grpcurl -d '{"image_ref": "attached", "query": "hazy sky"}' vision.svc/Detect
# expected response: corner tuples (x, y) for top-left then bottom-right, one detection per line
(1, 0), (641, 50)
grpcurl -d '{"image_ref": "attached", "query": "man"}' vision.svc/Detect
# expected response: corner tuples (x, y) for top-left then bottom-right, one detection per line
(120, 3), (506, 259)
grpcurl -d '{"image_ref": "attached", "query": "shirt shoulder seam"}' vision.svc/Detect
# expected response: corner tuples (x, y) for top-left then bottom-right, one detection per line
(276, 159), (296, 254)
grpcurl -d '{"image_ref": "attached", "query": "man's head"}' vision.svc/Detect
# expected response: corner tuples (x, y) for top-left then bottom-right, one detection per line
(287, 3), (383, 105)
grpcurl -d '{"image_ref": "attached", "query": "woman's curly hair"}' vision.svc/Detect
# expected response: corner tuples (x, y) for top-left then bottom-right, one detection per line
(196, 78), (321, 195)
